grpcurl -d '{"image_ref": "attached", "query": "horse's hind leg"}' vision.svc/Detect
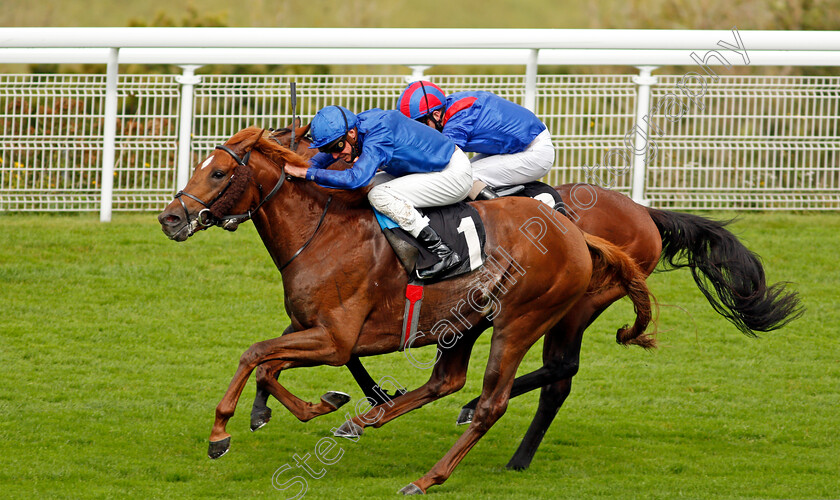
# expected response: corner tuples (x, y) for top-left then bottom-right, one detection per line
(456, 305), (597, 425)
(505, 281), (652, 469)
(339, 327), (482, 435)
(402, 314), (558, 494)
(457, 308), (612, 471)
(509, 377), (575, 467)
(456, 360), (568, 426)
(505, 316), (588, 470)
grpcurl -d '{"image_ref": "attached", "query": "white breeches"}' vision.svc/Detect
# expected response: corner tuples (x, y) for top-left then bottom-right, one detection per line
(470, 129), (555, 187)
(367, 148), (472, 237)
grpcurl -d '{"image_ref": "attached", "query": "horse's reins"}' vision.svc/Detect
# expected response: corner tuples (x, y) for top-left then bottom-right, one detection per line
(173, 143), (332, 272)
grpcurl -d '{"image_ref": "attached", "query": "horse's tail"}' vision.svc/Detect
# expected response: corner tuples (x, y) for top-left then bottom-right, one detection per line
(583, 232), (657, 349)
(646, 208), (803, 336)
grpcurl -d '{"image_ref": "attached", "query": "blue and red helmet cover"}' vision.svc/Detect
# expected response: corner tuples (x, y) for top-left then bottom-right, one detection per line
(397, 81), (447, 121)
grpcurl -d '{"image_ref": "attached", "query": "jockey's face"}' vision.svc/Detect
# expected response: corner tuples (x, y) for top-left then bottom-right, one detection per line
(420, 110), (443, 131)
(331, 128), (358, 162)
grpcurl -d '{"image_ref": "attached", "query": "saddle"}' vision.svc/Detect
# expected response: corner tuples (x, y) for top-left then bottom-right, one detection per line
(373, 181), (563, 351)
(372, 181), (564, 284)
(374, 202), (487, 285)
(497, 181), (567, 216)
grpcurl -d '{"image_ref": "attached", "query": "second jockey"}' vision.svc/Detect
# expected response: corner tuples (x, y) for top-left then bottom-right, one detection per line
(396, 80), (555, 200)
(283, 105), (472, 280)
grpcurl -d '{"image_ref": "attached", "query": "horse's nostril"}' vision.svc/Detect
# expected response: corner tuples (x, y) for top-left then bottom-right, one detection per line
(159, 212), (181, 225)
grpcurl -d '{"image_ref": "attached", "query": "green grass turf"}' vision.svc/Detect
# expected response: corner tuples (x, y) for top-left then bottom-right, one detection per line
(0, 212), (837, 499)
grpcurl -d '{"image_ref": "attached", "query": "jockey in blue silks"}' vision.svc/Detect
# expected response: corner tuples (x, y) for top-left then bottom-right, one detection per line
(396, 80), (555, 200)
(283, 105), (472, 280)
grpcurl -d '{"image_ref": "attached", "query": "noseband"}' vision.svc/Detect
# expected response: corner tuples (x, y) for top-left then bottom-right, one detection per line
(172, 142), (332, 271)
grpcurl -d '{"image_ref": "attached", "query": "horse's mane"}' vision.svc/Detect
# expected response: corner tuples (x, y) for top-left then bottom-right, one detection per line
(226, 127), (311, 169)
(227, 127), (371, 209)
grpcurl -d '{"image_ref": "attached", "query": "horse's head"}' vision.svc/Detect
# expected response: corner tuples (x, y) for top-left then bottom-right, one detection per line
(158, 127), (304, 241)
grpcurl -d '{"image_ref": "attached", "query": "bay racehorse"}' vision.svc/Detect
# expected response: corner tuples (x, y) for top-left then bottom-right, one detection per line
(259, 123), (803, 471)
(157, 127), (655, 494)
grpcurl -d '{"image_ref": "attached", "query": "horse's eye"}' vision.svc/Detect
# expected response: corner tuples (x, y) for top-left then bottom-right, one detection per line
(212, 170), (226, 179)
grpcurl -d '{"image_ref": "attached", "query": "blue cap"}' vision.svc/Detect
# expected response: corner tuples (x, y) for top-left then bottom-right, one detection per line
(309, 106), (359, 148)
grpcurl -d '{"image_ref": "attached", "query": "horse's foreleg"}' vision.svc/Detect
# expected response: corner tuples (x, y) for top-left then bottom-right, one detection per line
(258, 359), (351, 422)
(251, 362), (280, 431)
(254, 354), (399, 431)
(209, 325), (345, 458)
(251, 325), (294, 431)
(253, 360), (343, 429)
(345, 355), (405, 405)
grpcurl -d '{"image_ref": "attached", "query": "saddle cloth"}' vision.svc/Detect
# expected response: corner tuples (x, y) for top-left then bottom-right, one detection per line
(374, 202), (487, 284)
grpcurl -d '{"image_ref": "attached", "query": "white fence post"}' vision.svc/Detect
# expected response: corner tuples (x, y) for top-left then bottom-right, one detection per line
(630, 65), (658, 206)
(99, 47), (119, 222)
(175, 65), (202, 191)
(524, 49), (539, 112)
(406, 65), (431, 82)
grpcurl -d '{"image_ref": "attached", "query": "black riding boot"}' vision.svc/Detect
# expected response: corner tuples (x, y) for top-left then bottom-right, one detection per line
(415, 226), (461, 280)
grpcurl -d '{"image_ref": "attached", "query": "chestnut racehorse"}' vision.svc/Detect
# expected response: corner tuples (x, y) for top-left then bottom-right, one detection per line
(258, 124), (803, 471)
(157, 127), (655, 494)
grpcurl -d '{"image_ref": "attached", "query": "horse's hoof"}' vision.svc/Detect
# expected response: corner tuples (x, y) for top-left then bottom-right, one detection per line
(250, 407), (272, 432)
(456, 407), (474, 426)
(333, 420), (364, 439)
(398, 483), (424, 495)
(506, 460), (530, 471)
(208, 437), (231, 459)
(321, 391), (351, 410)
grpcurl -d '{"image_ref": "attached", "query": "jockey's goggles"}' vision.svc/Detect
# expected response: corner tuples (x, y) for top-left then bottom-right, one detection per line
(319, 135), (347, 154)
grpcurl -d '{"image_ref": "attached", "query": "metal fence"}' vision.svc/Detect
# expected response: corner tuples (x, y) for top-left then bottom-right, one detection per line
(0, 74), (180, 211)
(648, 75), (840, 210)
(1, 72), (839, 212)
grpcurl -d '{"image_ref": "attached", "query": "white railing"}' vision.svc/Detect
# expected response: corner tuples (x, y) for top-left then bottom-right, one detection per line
(1, 28), (839, 218)
(3, 27), (839, 49)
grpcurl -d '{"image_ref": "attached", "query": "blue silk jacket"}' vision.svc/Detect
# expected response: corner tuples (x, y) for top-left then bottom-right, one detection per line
(306, 109), (456, 190)
(441, 91), (546, 155)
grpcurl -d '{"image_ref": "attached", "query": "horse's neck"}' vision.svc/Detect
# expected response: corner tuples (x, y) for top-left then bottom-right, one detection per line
(250, 180), (317, 266)
(251, 176), (372, 275)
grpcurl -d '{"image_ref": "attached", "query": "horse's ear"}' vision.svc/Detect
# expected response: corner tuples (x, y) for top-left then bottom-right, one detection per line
(295, 123), (311, 138)
(292, 117), (301, 128)
(240, 128), (266, 152)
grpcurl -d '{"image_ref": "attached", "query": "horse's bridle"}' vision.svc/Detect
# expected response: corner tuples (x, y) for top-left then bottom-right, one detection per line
(174, 145), (257, 229)
(173, 142), (332, 272)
